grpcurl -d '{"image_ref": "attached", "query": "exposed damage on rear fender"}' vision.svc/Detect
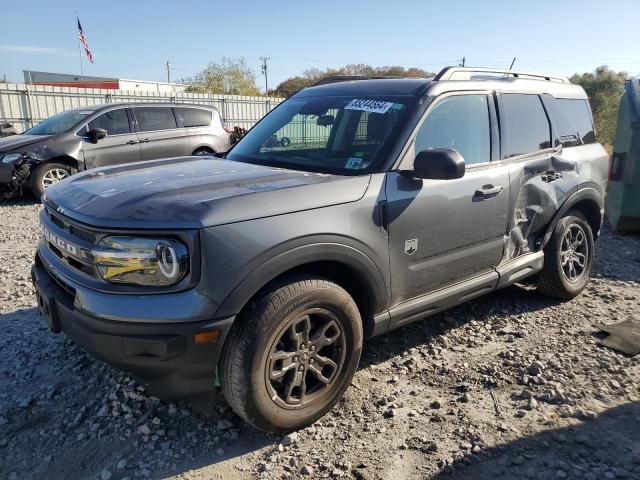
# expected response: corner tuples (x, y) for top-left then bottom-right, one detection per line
(504, 153), (581, 260)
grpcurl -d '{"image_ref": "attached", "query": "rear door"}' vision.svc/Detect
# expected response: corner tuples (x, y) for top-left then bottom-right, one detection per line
(132, 106), (189, 160)
(386, 92), (510, 305)
(80, 108), (141, 169)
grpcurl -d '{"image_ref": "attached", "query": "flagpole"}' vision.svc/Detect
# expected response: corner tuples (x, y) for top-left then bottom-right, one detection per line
(75, 13), (84, 76)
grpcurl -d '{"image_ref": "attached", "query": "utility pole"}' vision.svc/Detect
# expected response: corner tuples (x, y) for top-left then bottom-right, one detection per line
(165, 60), (171, 84)
(260, 57), (270, 96)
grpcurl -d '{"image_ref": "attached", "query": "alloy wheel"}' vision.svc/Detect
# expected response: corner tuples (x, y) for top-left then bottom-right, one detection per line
(42, 168), (69, 189)
(560, 224), (588, 281)
(266, 309), (346, 409)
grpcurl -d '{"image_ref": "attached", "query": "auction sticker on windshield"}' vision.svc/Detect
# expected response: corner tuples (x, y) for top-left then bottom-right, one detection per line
(345, 99), (394, 114)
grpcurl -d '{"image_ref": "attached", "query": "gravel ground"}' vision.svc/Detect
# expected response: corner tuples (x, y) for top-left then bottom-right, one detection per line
(0, 198), (639, 480)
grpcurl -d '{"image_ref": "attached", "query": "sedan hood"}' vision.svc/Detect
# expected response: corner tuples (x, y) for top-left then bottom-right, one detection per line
(44, 157), (371, 229)
(0, 134), (50, 153)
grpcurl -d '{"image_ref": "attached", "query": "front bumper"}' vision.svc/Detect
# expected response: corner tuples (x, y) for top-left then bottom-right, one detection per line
(0, 162), (13, 184)
(31, 254), (234, 398)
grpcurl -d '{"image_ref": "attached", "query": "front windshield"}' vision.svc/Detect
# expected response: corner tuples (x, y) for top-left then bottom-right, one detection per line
(24, 109), (95, 135)
(227, 95), (415, 174)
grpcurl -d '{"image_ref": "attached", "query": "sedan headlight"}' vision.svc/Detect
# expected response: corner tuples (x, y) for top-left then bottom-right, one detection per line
(92, 236), (189, 286)
(1, 153), (24, 164)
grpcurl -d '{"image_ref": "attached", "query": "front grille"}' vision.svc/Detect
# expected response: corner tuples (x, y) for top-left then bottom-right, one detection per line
(41, 206), (99, 278)
(35, 253), (76, 301)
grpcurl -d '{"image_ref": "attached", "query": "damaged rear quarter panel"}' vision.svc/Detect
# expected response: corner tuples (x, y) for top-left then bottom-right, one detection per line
(503, 143), (607, 260)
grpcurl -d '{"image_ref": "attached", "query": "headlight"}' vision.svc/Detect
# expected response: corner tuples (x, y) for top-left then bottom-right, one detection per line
(1, 153), (23, 164)
(92, 236), (189, 286)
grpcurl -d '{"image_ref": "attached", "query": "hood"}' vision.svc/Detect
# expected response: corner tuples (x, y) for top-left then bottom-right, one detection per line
(44, 157), (371, 229)
(0, 134), (51, 153)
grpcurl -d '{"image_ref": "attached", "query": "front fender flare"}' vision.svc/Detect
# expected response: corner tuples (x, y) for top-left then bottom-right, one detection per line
(214, 242), (389, 321)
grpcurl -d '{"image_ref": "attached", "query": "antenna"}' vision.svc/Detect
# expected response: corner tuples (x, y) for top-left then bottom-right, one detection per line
(458, 57), (466, 67)
(510, 57), (517, 69)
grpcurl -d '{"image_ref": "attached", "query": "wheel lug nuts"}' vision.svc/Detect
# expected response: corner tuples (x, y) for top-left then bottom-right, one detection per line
(310, 345), (315, 351)
(298, 366), (304, 372)
(293, 356), (298, 362)
(309, 359), (314, 364)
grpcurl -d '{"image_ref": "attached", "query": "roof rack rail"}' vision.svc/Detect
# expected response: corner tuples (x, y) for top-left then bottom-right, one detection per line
(313, 75), (404, 86)
(434, 66), (569, 84)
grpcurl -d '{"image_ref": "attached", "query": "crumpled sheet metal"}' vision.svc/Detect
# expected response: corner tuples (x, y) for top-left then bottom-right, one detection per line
(598, 317), (640, 356)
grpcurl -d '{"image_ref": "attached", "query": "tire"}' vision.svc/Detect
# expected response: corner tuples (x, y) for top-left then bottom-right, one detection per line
(537, 212), (594, 300)
(193, 148), (214, 156)
(280, 137), (291, 148)
(30, 162), (71, 199)
(220, 275), (363, 433)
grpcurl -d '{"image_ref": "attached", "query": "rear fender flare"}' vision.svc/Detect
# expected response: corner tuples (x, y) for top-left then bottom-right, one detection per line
(539, 186), (604, 249)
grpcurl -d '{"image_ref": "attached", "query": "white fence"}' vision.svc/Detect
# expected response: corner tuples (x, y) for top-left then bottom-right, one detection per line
(0, 83), (284, 133)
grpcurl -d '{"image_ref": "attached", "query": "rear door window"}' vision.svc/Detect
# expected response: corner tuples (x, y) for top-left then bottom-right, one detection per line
(174, 107), (212, 127)
(415, 94), (491, 165)
(134, 107), (177, 132)
(501, 94), (552, 158)
(87, 109), (130, 135)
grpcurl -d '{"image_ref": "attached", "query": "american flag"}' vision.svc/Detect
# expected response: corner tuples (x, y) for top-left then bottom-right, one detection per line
(77, 18), (94, 64)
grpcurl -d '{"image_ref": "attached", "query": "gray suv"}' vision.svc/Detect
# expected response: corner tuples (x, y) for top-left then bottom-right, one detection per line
(31, 67), (608, 433)
(0, 103), (230, 198)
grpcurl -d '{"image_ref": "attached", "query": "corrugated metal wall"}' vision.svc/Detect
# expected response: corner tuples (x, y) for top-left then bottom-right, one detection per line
(0, 83), (284, 133)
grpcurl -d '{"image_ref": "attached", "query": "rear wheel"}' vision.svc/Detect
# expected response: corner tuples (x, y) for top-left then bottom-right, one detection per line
(537, 213), (594, 300)
(220, 275), (362, 433)
(193, 148), (214, 156)
(30, 162), (71, 199)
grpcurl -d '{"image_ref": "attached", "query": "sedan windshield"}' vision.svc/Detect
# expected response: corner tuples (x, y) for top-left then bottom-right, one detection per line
(24, 110), (95, 135)
(227, 95), (415, 174)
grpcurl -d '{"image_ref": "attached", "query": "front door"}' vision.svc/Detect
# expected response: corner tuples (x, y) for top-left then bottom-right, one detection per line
(386, 92), (509, 305)
(81, 108), (141, 169)
(132, 106), (189, 160)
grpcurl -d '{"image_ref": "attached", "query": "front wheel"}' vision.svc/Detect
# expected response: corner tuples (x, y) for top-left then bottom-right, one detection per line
(220, 275), (362, 433)
(537, 213), (594, 300)
(30, 162), (71, 199)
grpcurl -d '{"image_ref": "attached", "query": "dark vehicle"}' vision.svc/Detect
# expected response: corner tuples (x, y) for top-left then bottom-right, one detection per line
(32, 67), (608, 433)
(0, 103), (230, 199)
(0, 122), (17, 137)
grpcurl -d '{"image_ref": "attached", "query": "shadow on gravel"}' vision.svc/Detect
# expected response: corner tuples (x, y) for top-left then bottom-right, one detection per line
(0, 193), (39, 206)
(432, 401), (640, 479)
(359, 284), (561, 371)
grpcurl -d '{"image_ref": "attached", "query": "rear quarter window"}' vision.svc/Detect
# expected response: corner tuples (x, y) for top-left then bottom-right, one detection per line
(501, 94), (552, 158)
(174, 107), (213, 128)
(556, 99), (596, 145)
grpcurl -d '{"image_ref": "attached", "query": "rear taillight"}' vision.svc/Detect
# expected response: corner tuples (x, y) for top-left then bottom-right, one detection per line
(220, 117), (230, 133)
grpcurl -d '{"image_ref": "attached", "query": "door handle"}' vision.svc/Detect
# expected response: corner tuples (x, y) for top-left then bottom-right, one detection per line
(473, 184), (504, 201)
(139, 138), (150, 143)
(125, 140), (139, 145)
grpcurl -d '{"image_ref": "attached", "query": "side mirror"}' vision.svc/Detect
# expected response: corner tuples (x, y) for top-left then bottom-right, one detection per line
(87, 128), (107, 143)
(412, 148), (465, 180)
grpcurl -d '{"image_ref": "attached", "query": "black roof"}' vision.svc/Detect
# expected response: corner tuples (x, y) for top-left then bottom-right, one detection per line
(295, 78), (432, 98)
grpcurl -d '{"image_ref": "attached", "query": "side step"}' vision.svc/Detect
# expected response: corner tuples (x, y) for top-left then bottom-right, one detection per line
(496, 251), (544, 288)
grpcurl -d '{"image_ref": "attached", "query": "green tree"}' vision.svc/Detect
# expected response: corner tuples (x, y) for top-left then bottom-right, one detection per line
(185, 58), (260, 96)
(570, 66), (627, 150)
(272, 64), (436, 97)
